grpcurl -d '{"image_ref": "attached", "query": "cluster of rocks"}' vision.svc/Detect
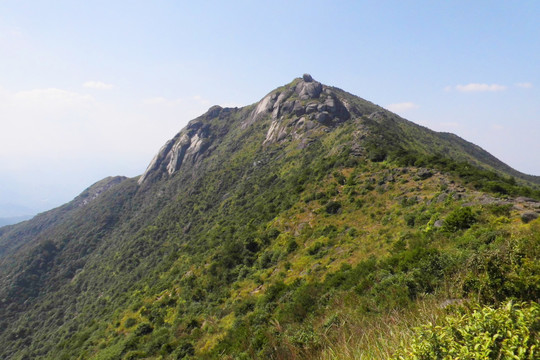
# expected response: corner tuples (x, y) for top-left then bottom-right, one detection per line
(255, 74), (352, 145)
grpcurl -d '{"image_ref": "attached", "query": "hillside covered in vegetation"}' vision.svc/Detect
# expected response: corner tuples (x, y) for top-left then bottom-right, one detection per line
(0, 75), (538, 359)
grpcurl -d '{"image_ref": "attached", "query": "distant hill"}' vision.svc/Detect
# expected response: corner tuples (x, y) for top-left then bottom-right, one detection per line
(0, 75), (538, 359)
(0, 202), (37, 219)
(0, 215), (33, 227)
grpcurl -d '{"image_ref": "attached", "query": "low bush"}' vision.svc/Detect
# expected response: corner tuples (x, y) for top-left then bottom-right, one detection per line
(393, 301), (539, 360)
(444, 207), (477, 232)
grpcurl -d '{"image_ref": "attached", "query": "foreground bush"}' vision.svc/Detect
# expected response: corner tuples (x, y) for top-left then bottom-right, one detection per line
(394, 301), (539, 360)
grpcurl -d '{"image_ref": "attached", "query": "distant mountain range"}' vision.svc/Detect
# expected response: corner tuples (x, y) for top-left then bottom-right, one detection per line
(0, 75), (538, 359)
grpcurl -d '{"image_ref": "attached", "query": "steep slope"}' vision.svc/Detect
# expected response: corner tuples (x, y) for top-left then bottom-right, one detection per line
(0, 75), (538, 359)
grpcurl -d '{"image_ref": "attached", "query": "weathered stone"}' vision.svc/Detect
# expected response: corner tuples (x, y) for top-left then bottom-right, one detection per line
(296, 80), (322, 99)
(437, 193), (448, 203)
(318, 97), (336, 114)
(521, 212), (539, 223)
(516, 197), (540, 203)
(305, 103), (318, 114)
(281, 101), (294, 113)
(272, 104), (280, 119)
(434, 220), (444, 228)
(303, 73), (313, 82)
(295, 117), (306, 129)
(417, 168), (433, 180)
(305, 119), (317, 130)
(277, 128), (288, 141)
(166, 134), (191, 174)
(139, 117), (214, 185)
(205, 105), (222, 119)
(293, 100), (305, 116)
(264, 120), (280, 144)
(315, 112), (331, 124)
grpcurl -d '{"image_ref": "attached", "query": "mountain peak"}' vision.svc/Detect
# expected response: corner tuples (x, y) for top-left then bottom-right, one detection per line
(137, 75), (360, 185)
(137, 76), (540, 187)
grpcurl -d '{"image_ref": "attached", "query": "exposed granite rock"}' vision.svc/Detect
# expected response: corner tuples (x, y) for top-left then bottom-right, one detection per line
(315, 111), (331, 124)
(205, 105), (222, 120)
(516, 197), (540, 204)
(293, 101), (305, 116)
(417, 168), (433, 180)
(253, 76), (350, 146)
(138, 106), (221, 185)
(521, 212), (539, 224)
(305, 102), (318, 114)
(296, 80), (322, 99)
(246, 75), (352, 138)
(303, 73), (313, 82)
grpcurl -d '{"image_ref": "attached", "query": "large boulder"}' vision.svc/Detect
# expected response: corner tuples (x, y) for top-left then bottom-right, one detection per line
(521, 212), (539, 223)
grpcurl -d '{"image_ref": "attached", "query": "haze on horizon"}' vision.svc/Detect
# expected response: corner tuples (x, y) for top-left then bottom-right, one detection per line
(0, 1), (539, 217)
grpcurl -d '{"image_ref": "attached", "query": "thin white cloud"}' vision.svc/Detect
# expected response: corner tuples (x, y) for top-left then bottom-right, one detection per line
(83, 81), (114, 90)
(515, 82), (533, 89)
(386, 102), (419, 113)
(454, 83), (506, 92)
(13, 88), (94, 108)
(491, 124), (504, 131)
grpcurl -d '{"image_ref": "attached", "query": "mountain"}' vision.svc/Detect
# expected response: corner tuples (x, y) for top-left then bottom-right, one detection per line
(0, 75), (538, 359)
(0, 215), (33, 227)
(0, 202), (36, 219)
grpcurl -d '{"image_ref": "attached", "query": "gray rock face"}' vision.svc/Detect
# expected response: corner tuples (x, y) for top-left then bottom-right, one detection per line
(296, 80), (322, 99)
(205, 105), (222, 119)
(315, 111), (331, 124)
(138, 106), (219, 185)
(305, 103), (318, 114)
(417, 168), (433, 180)
(521, 212), (539, 224)
(255, 75), (353, 146)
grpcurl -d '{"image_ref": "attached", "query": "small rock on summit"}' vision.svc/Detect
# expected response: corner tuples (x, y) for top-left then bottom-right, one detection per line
(303, 73), (313, 82)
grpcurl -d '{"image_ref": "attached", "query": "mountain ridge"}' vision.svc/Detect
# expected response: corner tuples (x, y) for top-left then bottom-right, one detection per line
(138, 74), (539, 187)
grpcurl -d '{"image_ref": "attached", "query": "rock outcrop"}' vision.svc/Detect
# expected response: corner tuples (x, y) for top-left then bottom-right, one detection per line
(138, 107), (222, 185)
(245, 74), (352, 146)
(139, 75), (358, 185)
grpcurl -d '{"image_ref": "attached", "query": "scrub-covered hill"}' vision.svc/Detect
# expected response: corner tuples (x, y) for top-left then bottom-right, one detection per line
(0, 75), (538, 359)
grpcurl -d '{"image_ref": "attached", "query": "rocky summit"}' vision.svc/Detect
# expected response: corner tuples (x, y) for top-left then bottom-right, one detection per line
(139, 75), (353, 185)
(0, 75), (538, 360)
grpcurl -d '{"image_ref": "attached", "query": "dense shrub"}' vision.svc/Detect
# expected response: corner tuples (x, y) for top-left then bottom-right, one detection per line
(134, 323), (153, 336)
(393, 301), (540, 360)
(444, 207), (477, 232)
(124, 317), (137, 328)
(325, 201), (342, 214)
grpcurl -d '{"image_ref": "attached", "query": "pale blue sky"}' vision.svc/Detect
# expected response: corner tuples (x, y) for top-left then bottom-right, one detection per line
(0, 1), (539, 215)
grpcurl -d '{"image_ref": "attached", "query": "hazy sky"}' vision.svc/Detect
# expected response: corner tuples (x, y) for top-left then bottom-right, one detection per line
(0, 1), (539, 216)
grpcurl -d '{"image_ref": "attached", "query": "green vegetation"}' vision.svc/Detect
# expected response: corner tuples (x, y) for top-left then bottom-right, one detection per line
(393, 301), (539, 360)
(0, 77), (538, 359)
